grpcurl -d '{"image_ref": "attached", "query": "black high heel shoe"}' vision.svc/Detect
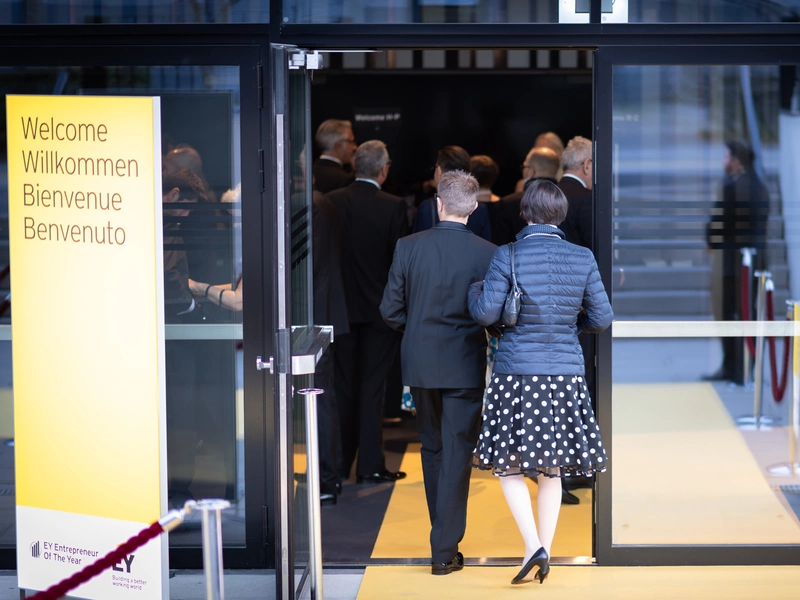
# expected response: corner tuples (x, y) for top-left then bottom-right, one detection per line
(511, 546), (549, 585)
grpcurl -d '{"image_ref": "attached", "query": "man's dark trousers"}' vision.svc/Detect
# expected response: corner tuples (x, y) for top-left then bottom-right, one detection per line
(412, 387), (483, 564)
(335, 321), (399, 478)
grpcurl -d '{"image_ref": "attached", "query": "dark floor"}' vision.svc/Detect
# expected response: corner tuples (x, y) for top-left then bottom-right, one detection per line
(321, 413), (419, 563)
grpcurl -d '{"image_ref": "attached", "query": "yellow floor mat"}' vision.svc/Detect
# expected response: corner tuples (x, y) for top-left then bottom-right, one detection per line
(357, 565), (800, 599)
(372, 442), (592, 559)
(612, 382), (800, 545)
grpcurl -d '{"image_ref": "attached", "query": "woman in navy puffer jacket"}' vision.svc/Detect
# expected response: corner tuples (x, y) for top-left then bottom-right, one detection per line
(468, 179), (612, 586)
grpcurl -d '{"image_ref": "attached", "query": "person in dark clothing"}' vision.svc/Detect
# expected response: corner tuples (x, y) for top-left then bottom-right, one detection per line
(312, 189), (350, 503)
(705, 139), (770, 383)
(413, 146), (492, 241)
(493, 147), (560, 246)
(469, 179), (613, 586)
(313, 119), (357, 194)
(557, 136), (593, 249)
(327, 140), (410, 484)
(381, 170), (496, 576)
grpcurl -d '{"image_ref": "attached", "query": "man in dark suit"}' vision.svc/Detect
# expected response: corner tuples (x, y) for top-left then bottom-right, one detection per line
(313, 119), (356, 194)
(705, 139), (770, 384)
(380, 170), (496, 575)
(492, 146), (560, 246)
(312, 189), (349, 504)
(557, 136), (593, 249)
(413, 146), (492, 241)
(327, 140), (410, 484)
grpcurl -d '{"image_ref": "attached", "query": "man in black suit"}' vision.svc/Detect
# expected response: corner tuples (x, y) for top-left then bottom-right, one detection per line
(313, 119), (357, 194)
(492, 146), (560, 246)
(327, 140), (410, 484)
(380, 170), (496, 575)
(705, 139), (770, 384)
(412, 146), (492, 241)
(557, 136), (593, 249)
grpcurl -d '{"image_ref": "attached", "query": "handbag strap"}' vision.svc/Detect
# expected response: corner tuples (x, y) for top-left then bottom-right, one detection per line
(509, 242), (518, 290)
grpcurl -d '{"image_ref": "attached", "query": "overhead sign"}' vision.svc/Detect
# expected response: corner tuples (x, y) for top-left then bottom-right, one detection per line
(560, 0), (629, 23)
(7, 95), (166, 600)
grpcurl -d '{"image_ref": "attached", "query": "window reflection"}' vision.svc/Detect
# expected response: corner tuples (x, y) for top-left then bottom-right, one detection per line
(611, 63), (800, 545)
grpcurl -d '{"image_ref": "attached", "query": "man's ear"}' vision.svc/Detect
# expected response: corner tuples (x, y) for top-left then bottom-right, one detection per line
(165, 187), (181, 202)
(469, 200), (478, 215)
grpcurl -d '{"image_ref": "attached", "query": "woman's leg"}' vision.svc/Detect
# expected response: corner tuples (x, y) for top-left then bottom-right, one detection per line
(536, 474), (562, 555)
(499, 474), (540, 564)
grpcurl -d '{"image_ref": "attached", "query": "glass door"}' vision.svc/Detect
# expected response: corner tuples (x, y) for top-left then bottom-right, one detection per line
(595, 46), (800, 565)
(0, 38), (269, 571)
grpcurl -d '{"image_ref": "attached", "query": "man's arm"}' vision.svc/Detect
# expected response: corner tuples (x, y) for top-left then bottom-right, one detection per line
(380, 244), (408, 332)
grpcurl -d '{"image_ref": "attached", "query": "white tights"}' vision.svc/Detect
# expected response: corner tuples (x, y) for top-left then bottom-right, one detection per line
(499, 473), (562, 564)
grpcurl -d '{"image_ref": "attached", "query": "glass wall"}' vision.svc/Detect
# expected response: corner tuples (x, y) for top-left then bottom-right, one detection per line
(0, 64), (246, 550)
(0, 0), (268, 24)
(283, 0), (560, 24)
(611, 63), (800, 545)
(628, 1), (800, 23)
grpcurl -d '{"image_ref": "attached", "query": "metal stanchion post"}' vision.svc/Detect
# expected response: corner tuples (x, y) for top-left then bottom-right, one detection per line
(742, 248), (754, 385)
(767, 300), (800, 477)
(737, 271), (774, 430)
(191, 499), (231, 600)
(299, 388), (324, 600)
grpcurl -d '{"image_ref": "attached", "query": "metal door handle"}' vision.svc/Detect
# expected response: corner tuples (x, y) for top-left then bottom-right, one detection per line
(256, 355), (274, 374)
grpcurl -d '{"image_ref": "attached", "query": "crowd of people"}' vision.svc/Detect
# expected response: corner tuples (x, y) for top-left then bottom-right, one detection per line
(309, 118), (612, 585)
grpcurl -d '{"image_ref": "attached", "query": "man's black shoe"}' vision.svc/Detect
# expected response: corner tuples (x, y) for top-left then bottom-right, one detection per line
(320, 492), (337, 506)
(431, 552), (464, 575)
(561, 488), (580, 505)
(356, 469), (407, 483)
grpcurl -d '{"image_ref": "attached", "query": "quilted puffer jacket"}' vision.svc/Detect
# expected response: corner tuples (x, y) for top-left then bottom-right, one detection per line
(468, 224), (613, 376)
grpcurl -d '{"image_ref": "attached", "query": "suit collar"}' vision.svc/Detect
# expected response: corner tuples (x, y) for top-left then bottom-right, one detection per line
(435, 220), (470, 232)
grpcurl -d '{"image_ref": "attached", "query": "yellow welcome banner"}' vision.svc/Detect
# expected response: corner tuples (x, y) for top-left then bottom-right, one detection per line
(8, 95), (166, 600)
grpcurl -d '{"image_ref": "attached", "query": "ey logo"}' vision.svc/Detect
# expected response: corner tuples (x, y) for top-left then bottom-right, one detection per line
(30, 541), (40, 559)
(113, 554), (135, 573)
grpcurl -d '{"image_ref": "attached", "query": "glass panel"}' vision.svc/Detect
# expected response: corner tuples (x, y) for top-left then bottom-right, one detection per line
(628, 1), (799, 23)
(0, 0), (268, 24)
(283, 0), (560, 24)
(288, 65), (313, 582)
(611, 64), (800, 545)
(0, 65), (245, 549)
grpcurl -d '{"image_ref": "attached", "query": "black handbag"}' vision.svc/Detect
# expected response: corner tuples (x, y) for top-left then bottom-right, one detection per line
(500, 242), (522, 326)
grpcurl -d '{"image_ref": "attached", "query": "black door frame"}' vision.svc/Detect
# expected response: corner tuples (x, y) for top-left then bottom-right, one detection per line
(0, 27), (275, 570)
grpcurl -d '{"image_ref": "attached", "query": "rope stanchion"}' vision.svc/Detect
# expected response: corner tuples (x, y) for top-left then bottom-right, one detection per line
(741, 249), (756, 358)
(27, 512), (180, 600)
(26, 499), (229, 600)
(767, 300), (800, 477)
(764, 278), (791, 402)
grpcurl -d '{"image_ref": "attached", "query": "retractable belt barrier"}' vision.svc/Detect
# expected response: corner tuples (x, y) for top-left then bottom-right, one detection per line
(28, 499), (230, 600)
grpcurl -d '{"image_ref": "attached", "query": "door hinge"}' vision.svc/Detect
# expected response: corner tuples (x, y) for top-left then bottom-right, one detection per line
(275, 328), (291, 374)
(289, 50), (322, 71)
(259, 148), (265, 192)
(268, 505), (270, 548)
(257, 62), (263, 109)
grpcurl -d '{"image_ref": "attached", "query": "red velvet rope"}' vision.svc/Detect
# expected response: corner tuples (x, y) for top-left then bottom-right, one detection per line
(765, 287), (791, 403)
(28, 521), (164, 600)
(741, 262), (756, 356)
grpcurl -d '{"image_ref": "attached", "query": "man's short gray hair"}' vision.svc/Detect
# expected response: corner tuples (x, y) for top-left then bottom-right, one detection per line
(315, 119), (352, 153)
(561, 136), (592, 172)
(354, 140), (389, 179)
(437, 170), (478, 218)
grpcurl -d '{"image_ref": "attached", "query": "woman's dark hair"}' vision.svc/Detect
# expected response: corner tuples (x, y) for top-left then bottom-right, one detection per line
(520, 179), (568, 226)
(436, 145), (471, 173)
(470, 155), (499, 189)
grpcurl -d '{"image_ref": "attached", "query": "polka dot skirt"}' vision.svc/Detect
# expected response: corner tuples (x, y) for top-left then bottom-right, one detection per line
(472, 373), (607, 478)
